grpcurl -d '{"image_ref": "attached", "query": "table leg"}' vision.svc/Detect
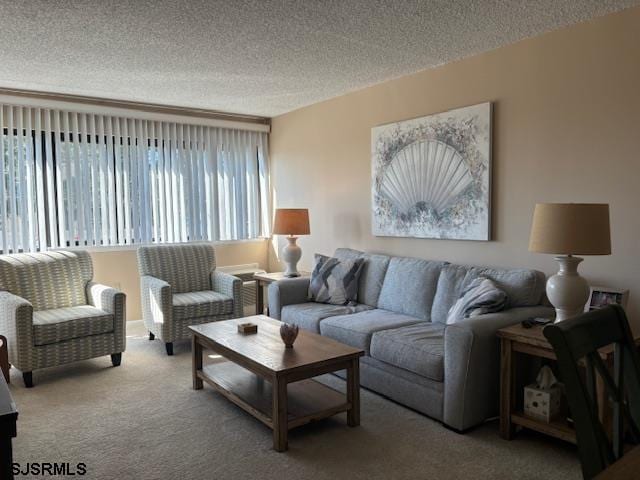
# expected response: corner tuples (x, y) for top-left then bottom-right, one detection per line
(256, 280), (264, 315)
(500, 337), (515, 440)
(0, 437), (13, 480)
(272, 377), (288, 452)
(192, 335), (203, 390)
(596, 364), (613, 440)
(347, 358), (360, 427)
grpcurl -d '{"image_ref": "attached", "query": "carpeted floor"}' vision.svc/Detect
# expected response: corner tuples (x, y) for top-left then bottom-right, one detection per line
(8, 320), (582, 480)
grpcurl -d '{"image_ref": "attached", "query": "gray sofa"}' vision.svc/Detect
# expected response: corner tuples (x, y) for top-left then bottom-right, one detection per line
(268, 248), (552, 431)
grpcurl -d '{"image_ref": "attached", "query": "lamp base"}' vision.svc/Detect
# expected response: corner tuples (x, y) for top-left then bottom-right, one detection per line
(282, 236), (302, 278)
(546, 255), (590, 323)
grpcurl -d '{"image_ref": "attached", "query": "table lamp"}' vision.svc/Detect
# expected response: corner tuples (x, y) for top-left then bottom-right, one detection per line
(529, 203), (611, 322)
(273, 208), (310, 277)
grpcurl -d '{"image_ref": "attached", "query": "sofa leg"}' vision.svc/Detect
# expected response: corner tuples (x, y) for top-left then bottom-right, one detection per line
(165, 342), (174, 356)
(23, 372), (33, 388)
(111, 353), (122, 367)
(149, 332), (155, 341)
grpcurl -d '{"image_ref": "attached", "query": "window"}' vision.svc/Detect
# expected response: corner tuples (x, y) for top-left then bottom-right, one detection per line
(0, 104), (270, 253)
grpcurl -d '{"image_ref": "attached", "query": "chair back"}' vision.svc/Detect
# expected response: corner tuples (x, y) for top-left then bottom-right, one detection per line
(543, 305), (640, 479)
(0, 251), (93, 311)
(137, 243), (216, 294)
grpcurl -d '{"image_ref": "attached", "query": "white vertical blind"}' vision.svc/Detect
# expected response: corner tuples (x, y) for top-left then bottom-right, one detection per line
(0, 103), (270, 253)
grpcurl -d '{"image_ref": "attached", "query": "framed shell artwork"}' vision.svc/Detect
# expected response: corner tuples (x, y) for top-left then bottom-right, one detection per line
(371, 102), (492, 240)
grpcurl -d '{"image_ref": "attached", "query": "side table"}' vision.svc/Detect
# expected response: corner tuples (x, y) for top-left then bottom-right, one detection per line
(253, 271), (310, 315)
(498, 323), (640, 444)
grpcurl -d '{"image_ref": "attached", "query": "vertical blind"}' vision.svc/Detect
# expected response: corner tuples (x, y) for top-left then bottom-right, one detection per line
(0, 103), (270, 253)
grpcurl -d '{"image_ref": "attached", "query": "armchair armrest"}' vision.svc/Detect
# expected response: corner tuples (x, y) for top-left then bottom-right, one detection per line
(443, 305), (554, 431)
(87, 282), (125, 314)
(0, 291), (34, 371)
(87, 282), (126, 353)
(267, 277), (310, 320)
(211, 271), (243, 318)
(140, 275), (172, 328)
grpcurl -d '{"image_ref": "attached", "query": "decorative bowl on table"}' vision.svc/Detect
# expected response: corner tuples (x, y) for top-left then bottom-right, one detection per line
(280, 323), (299, 348)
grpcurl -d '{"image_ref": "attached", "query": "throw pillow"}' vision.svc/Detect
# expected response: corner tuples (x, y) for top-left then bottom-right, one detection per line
(308, 254), (364, 306)
(446, 277), (508, 325)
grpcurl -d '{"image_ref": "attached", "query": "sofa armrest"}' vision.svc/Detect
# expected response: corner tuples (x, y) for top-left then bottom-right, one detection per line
(443, 305), (554, 431)
(211, 271), (243, 318)
(0, 291), (34, 371)
(267, 277), (310, 320)
(87, 282), (126, 353)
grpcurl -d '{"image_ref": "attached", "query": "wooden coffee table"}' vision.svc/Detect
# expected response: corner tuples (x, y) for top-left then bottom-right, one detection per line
(190, 315), (364, 452)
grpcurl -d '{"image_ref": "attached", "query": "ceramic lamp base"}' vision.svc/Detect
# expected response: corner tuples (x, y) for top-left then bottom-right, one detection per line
(546, 255), (590, 323)
(282, 236), (302, 278)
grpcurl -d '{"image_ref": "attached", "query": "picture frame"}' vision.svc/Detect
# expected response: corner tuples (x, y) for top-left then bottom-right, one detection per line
(371, 102), (492, 241)
(584, 286), (629, 312)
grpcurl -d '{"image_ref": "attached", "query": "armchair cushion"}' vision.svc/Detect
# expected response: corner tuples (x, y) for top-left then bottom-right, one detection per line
(138, 243), (215, 294)
(172, 291), (234, 320)
(0, 251), (93, 311)
(33, 305), (113, 346)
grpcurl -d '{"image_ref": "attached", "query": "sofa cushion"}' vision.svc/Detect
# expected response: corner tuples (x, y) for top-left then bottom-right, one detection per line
(431, 263), (546, 324)
(281, 302), (373, 333)
(319, 308), (421, 353)
(309, 254), (364, 305)
(376, 256), (445, 321)
(370, 323), (445, 382)
(334, 248), (391, 307)
(33, 305), (114, 346)
(172, 290), (234, 320)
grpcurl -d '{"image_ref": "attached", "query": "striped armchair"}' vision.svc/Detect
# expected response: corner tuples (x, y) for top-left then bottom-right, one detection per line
(137, 243), (243, 355)
(0, 251), (126, 387)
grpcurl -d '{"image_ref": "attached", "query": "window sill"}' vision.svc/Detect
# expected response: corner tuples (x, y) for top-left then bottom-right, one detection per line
(54, 238), (269, 253)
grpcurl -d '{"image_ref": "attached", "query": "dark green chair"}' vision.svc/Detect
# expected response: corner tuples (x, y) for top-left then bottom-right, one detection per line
(543, 305), (640, 479)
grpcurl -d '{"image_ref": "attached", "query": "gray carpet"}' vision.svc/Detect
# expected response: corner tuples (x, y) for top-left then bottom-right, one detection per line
(9, 320), (581, 480)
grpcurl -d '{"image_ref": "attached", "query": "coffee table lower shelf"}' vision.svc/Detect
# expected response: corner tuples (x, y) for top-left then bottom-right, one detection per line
(198, 362), (351, 430)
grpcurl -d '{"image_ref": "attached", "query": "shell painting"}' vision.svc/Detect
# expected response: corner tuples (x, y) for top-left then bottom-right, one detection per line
(372, 102), (491, 241)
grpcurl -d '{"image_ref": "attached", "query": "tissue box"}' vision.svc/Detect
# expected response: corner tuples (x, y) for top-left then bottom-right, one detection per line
(524, 383), (561, 423)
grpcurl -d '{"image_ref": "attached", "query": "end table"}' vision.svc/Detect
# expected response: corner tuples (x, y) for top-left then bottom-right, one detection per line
(253, 271), (310, 315)
(498, 323), (640, 444)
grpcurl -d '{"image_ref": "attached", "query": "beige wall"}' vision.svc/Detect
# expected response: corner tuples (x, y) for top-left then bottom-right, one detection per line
(269, 8), (640, 327)
(90, 240), (268, 320)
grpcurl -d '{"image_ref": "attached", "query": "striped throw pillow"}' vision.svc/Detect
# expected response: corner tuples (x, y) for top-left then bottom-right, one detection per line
(308, 254), (364, 306)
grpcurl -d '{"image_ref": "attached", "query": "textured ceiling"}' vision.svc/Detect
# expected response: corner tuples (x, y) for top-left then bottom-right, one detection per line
(0, 0), (638, 117)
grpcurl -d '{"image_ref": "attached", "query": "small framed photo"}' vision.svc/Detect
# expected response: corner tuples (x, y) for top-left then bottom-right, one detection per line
(585, 286), (629, 312)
